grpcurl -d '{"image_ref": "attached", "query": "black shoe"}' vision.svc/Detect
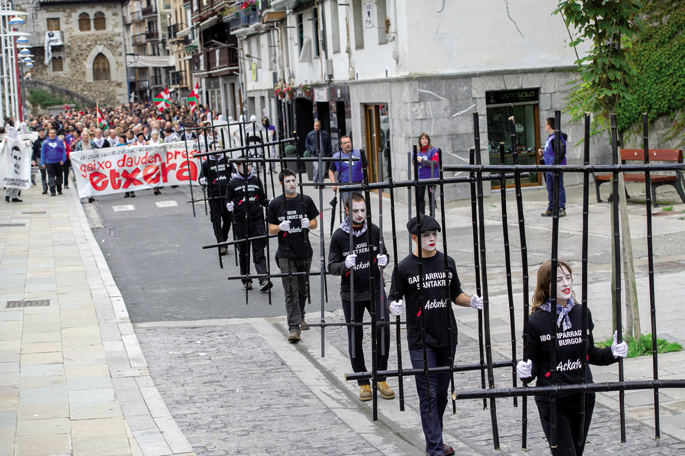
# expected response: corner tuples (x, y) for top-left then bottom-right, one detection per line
(42, 190), (48, 195)
(51, 192), (56, 196)
(11, 198), (22, 203)
(242, 282), (253, 290)
(32, 181), (36, 186)
(124, 192), (130, 198)
(64, 185), (68, 189)
(57, 191), (62, 195)
(260, 280), (273, 292)
(4, 196), (9, 203)
(88, 197), (95, 203)
(130, 192), (136, 197)
(154, 188), (161, 195)
(219, 246), (228, 256)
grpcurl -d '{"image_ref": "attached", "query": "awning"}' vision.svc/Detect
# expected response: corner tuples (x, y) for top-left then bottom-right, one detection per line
(198, 16), (218, 31)
(126, 55), (175, 68)
(177, 27), (192, 38)
(271, 0), (312, 11)
(179, 55), (192, 62)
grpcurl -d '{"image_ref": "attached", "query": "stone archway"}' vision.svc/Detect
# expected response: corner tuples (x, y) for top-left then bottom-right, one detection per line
(85, 45), (116, 82)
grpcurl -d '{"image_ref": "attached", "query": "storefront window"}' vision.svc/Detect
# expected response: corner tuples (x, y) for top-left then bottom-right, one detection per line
(486, 89), (541, 189)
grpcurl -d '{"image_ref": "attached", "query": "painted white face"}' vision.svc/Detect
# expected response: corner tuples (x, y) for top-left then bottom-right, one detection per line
(556, 266), (573, 301)
(349, 201), (366, 225)
(421, 230), (438, 251)
(283, 175), (297, 195)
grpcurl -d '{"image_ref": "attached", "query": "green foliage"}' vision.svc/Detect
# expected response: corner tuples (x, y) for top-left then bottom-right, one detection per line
(28, 89), (66, 107)
(555, 0), (643, 131)
(662, 205), (674, 211)
(596, 333), (683, 358)
(615, 1), (685, 135)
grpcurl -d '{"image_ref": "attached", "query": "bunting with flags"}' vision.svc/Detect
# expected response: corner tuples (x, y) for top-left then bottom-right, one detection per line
(187, 81), (199, 113)
(153, 87), (171, 112)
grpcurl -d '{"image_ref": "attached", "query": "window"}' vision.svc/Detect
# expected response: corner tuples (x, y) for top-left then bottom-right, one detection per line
(79, 13), (91, 32)
(313, 12), (320, 58)
(329, 0), (340, 53)
(352, 0), (364, 49)
(92, 53), (110, 81)
(297, 13), (304, 53)
(52, 57), (63, 72)
(47, 18), (60, 31)
(377, 0), (388, 44)
(94, 12), (106, 31)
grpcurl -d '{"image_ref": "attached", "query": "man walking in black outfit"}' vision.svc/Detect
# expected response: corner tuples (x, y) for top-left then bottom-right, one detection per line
(200, 152), (233, 255)
(225, 162), (271, 291)
(328, 192), (394, 402)
(31, 129), (47, 194)
(267, 169), (319, 342)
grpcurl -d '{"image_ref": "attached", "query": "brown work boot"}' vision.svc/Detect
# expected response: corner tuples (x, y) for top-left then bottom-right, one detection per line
(300, 320), (310, 331)
(560, 209), (567, 217)
(541, 209), (553, 217)
(359, 384), (372, 402)
(377, 381), (395, 400)
(287, 330), (301, 343)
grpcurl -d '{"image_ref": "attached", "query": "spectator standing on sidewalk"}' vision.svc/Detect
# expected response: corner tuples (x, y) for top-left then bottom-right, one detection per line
(40, 129), (66, 196)
(31, 128), (48, 194)
(267, 169), (319, 343)
(328, 136), (363, 208)
(517, 260), (627, 456)
(388, 215), (483, 456)
(328, 192), (394, 402)
(226, 162), (271, 292)
(415, 133), (439, 216)
(539, 117), (568, 217)
(305, 120), (331, 184)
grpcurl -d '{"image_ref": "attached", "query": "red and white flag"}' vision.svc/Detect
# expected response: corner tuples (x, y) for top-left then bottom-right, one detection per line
(187, 81), (199, 113)
(153, 87), (171, 112)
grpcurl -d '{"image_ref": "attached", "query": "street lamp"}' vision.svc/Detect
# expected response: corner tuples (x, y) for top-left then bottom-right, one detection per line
(8, 16), (25, 26)
(0, 10), (30, 122)
(19, 48), (30, 55)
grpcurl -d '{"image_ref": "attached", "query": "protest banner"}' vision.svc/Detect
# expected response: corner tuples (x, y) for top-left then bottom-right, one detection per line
(0, 138), (33, 190)
(69, 141), (203, 198)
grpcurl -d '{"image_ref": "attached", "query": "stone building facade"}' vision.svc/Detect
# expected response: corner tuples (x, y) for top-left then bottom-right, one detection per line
(21, 0), (128, 106)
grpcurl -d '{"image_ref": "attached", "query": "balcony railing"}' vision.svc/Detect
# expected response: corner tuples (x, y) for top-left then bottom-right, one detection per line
(170, 70), (188, 87)
(192, 46), (238, 73)
(130, 10), (143, 22)
(142, 4), (157, 17)
(146, 30), (159, 40)
(240, 10), (259, 28)
(150, 74), (163, 86)
(167, 23), (188, 40)
(132, 33), (146, 45)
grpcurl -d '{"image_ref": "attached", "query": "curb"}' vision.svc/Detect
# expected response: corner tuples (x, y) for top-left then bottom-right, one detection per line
(65, 189), (196, 456)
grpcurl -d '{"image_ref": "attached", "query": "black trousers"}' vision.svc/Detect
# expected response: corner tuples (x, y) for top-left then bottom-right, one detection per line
(417, 184), (436, 216)
(39, 167), (48, 192)
(341, 292), (390, 385)
(63, 158), (71, 186)
(46, 163), (63, 193)
(537, 395), (595, 456)
(233, 219), (268, 283)
(209, 196), (232, 243)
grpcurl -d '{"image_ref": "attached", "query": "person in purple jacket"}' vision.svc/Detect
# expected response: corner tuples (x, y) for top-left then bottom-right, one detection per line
(328, 136), (363, 208)
(40, 129), (66, 196)
(415, 133), (439, 216)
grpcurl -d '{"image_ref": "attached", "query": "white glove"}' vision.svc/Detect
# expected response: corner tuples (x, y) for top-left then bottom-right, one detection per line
(300, 218), (310, 229)
(470, 294), (483, 310)
(279, 220), (291, 232)
(611, 331), (628, 359)
(517, 360), (533, 379)
(226, 201), (234, 212)
(199, 177), (206, 186)
(377, 254), (388, 268)
(345, 253), (357, 269)
(390, 300), (403, 316)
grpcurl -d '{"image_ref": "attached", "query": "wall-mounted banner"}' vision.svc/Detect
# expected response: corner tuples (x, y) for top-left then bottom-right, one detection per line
(0, 138), (33, 190)
(70, 141), (203, 198)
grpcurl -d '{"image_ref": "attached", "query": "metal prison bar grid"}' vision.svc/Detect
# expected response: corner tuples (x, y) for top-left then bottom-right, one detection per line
(186, 109), (682, 450)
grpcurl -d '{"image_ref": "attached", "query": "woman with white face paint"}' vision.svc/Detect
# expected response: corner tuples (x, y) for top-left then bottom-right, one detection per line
(517, 260), (627, 456)
(328, 192), (393, 402)
(388, 215), (483, 456)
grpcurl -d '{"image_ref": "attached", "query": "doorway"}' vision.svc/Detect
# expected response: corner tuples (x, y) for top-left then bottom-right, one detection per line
(363, 104), (389, 191)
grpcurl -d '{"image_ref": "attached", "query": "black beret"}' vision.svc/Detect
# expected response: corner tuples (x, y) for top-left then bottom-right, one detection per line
(406, 215), (441, 235)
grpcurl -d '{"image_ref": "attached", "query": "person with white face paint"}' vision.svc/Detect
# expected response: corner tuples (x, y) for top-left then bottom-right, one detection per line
(267, 169), (320, 342)
(517, 260), (627, 456)
(388, 215), (483, 456)
(328, 192), (393, 402)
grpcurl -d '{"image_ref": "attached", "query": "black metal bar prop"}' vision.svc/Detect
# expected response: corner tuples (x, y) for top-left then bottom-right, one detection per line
(643, 113), (661, 439)
(413, 144), (433, 418)
(386, 148), (405, 412)
(294, 134), (312, 307)
(377, 151), (386, 358)
(469, 147), (488, 411)
(182, 128), (197, 217)
(346, 360), (515, 381)
(260, 131), (273, 307)
(408, 151), (412, 254)
(498, 142), (518, 407)
(507, 116), (530, 449)
(578, 113), (591, 447)
(610, 113), (627, 443)
(361, 150), (379, 421)
(348, 148), (356, 359)
(472, 112), (500, 449)
(437, 148), (458, 415)
(317, 134), (327, 358)
(278, 157), (296, 317)
(241, 135), (252, 306)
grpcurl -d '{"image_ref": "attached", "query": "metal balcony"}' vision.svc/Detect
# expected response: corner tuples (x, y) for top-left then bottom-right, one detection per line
(132, 33), (146, 45)
(142, 4), (157, 17)
(146, 30), (159, 40)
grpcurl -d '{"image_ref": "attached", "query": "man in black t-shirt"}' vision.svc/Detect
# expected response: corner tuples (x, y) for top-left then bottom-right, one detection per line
(388, 215), (483, 456)
(267, 169), (319, 343)
(199, 153), (233, 255)
(329, 193), (393, 402)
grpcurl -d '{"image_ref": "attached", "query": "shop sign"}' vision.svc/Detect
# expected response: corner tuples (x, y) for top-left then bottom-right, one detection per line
(486, 88), (539, 105)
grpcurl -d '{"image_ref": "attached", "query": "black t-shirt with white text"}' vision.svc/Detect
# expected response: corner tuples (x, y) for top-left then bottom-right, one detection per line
(388, 252), (464, 351)
(267, 194), (319, 260)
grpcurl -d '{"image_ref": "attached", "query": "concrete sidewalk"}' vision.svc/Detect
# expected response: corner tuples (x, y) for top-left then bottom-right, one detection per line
(0, 185), (195, 456)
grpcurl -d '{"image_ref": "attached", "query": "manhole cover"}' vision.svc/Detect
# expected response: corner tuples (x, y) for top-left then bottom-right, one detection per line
(6, 300), (50, 308)
(0, 223), (26, 227)
(22, 211), (46, 214)
(649, 261), (685, 273)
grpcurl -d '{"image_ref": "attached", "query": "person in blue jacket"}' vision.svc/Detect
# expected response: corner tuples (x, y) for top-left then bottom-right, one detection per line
(538, 117), (568, 217)
(415, 133), (439, 216)
(328, 136), (363, 208)
(40, 129), (66, 196)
